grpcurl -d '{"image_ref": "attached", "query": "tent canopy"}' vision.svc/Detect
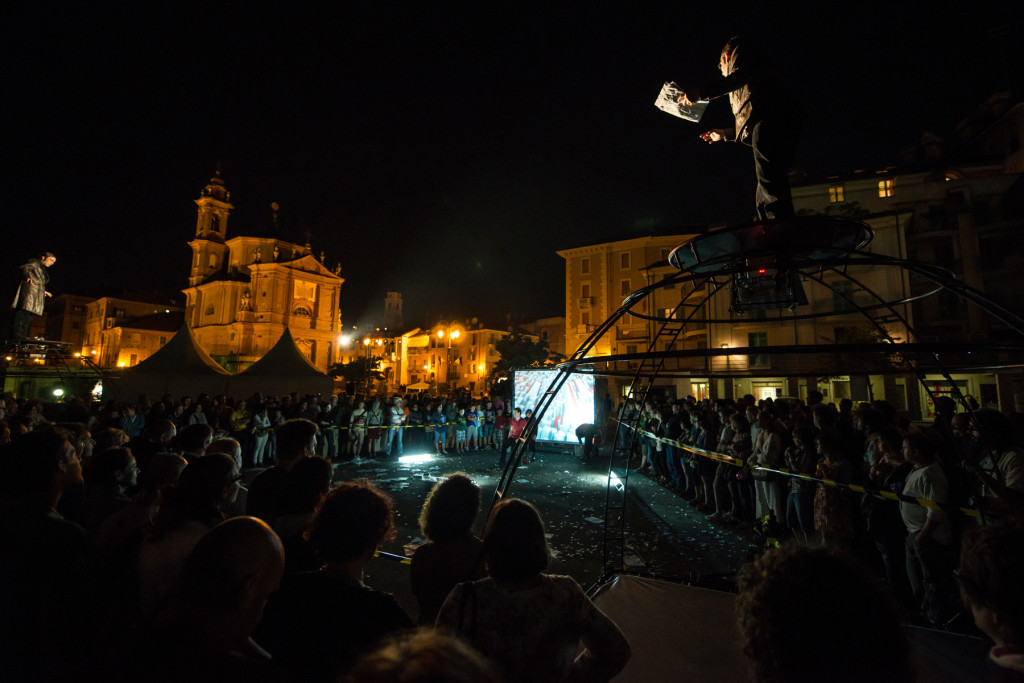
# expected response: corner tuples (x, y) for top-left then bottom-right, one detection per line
(229, 327), (334, 397)
(105, 325), (229, 400)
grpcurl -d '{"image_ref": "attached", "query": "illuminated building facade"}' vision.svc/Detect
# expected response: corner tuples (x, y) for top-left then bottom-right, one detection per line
(182, 172), (345, 372)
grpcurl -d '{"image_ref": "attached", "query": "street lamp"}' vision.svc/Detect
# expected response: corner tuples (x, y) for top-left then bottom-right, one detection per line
(434, 321), (464, 390)
(362, 335), (384, 395)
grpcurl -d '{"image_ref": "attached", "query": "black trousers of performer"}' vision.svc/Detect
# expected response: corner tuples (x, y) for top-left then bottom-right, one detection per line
(751, 117), (800, 220)
(499, 436), (518, 467)
(11, 310), (35, 339)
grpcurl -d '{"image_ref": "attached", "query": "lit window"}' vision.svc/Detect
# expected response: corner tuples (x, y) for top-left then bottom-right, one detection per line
(878, 179), (894, 198)
(829, 186), (845, 203)
(748, 331), (768, 367)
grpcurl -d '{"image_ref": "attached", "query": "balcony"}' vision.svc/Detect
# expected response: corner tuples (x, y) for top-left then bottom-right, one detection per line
(578, 297), (593, 308)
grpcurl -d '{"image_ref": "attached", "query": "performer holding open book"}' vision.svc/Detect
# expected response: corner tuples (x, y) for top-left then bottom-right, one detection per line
(672, 35), (803, 221)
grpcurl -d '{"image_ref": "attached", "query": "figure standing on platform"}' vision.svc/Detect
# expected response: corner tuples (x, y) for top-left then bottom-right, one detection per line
(677, 36), (802, 220)
(10, 251), (56, 340)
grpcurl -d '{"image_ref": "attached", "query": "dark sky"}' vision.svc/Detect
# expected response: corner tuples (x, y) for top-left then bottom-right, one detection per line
(5, 2), (1021, 330)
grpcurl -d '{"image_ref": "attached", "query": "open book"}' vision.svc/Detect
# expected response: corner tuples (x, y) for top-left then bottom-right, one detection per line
(655, 81), (709, 122)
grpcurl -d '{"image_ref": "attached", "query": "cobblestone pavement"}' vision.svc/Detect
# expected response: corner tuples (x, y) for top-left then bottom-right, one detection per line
(274, 441), (761, 620)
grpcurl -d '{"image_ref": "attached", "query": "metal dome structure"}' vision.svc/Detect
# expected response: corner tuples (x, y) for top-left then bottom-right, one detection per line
(492, 216), (1024, 575)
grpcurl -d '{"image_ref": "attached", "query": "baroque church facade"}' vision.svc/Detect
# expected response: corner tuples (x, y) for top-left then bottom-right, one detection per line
(183, 172), (344, 373)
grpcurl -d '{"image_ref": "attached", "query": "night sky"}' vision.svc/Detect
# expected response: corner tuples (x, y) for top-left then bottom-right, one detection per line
(6, 2), (1021, 331)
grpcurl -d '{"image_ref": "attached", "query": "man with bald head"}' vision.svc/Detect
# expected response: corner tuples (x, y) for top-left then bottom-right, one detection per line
(119, 517), (287, 681)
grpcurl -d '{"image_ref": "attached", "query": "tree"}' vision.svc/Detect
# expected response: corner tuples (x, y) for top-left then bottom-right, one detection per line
(491, 332), (562, 376)
(328, 356), (384, 387)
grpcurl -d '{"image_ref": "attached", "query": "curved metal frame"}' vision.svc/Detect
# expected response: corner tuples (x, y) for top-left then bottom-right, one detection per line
(490, 220), (1024, 576)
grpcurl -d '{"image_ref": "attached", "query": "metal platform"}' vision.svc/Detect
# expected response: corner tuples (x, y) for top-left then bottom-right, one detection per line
(492, 216), (1024, 575)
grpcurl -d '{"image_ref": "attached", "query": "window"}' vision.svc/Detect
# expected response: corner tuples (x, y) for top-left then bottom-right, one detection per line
(620, 252), (630, 269)
(208, 253), (217, 269)
(748, 331), (768, 368)
(293, 280), (317, 301)
(620, 279), (631, 296)
(159, 336), (167, 346)
(581, 283), (591, 298)
(581, 257), (590, 274)
(293, 306), (313, 318)
(878, 179), (894, 198)
(829, 186), (845, 203)
(581, 311), (591, 326)
(832, 280), (855, 311)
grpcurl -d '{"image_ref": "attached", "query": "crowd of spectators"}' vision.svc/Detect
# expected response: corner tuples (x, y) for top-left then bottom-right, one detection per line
(0, 389), (522, 469)
(0, 390), (626, 682)
(616, 390), (1024, 625)
(3, 386), (1023, 680)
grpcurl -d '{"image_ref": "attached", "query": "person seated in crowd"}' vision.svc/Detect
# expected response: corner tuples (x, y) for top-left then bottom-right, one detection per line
(94, 426), (131, 453)
(246, 418), (318, 522)
(736, 544), (913, 682)
(957, 521), (1024, 676)
(436, 498), (630, 683)
(255, 479), (413, 681)
(129, 417), (176, 471)
(175, 422), (214, 458)
(81, 446), (138, 536)
(95, 452), (187, 553)
(137, 453), (242, 621)
(269, 454), (333, 575)
(207, 437), (248, 516)
(344, 629), (501, 683)
(111, 516), (289, 683)
(0, 429), (91, 680)
(410, 473), (486, 625)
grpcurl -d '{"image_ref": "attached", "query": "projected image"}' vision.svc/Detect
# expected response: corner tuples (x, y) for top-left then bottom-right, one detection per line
(513, 370), (595, 443)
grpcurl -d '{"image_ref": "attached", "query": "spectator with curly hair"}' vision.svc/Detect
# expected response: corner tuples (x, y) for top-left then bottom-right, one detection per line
(410, 473), (486, 625)
(345, 629), (501, 683)
(254, 479), (413, 681)
(436, 498), (630, 683)
(736, 545), (913, 682)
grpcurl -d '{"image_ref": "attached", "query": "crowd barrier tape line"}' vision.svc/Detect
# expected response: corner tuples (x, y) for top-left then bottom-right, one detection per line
(614, 420), (982, 519)
(373, 550), (411, 565)
(235, 418), (498, 433)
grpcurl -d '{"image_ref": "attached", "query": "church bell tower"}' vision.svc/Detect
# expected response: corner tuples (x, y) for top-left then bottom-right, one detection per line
(188, 170), (234, 287)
